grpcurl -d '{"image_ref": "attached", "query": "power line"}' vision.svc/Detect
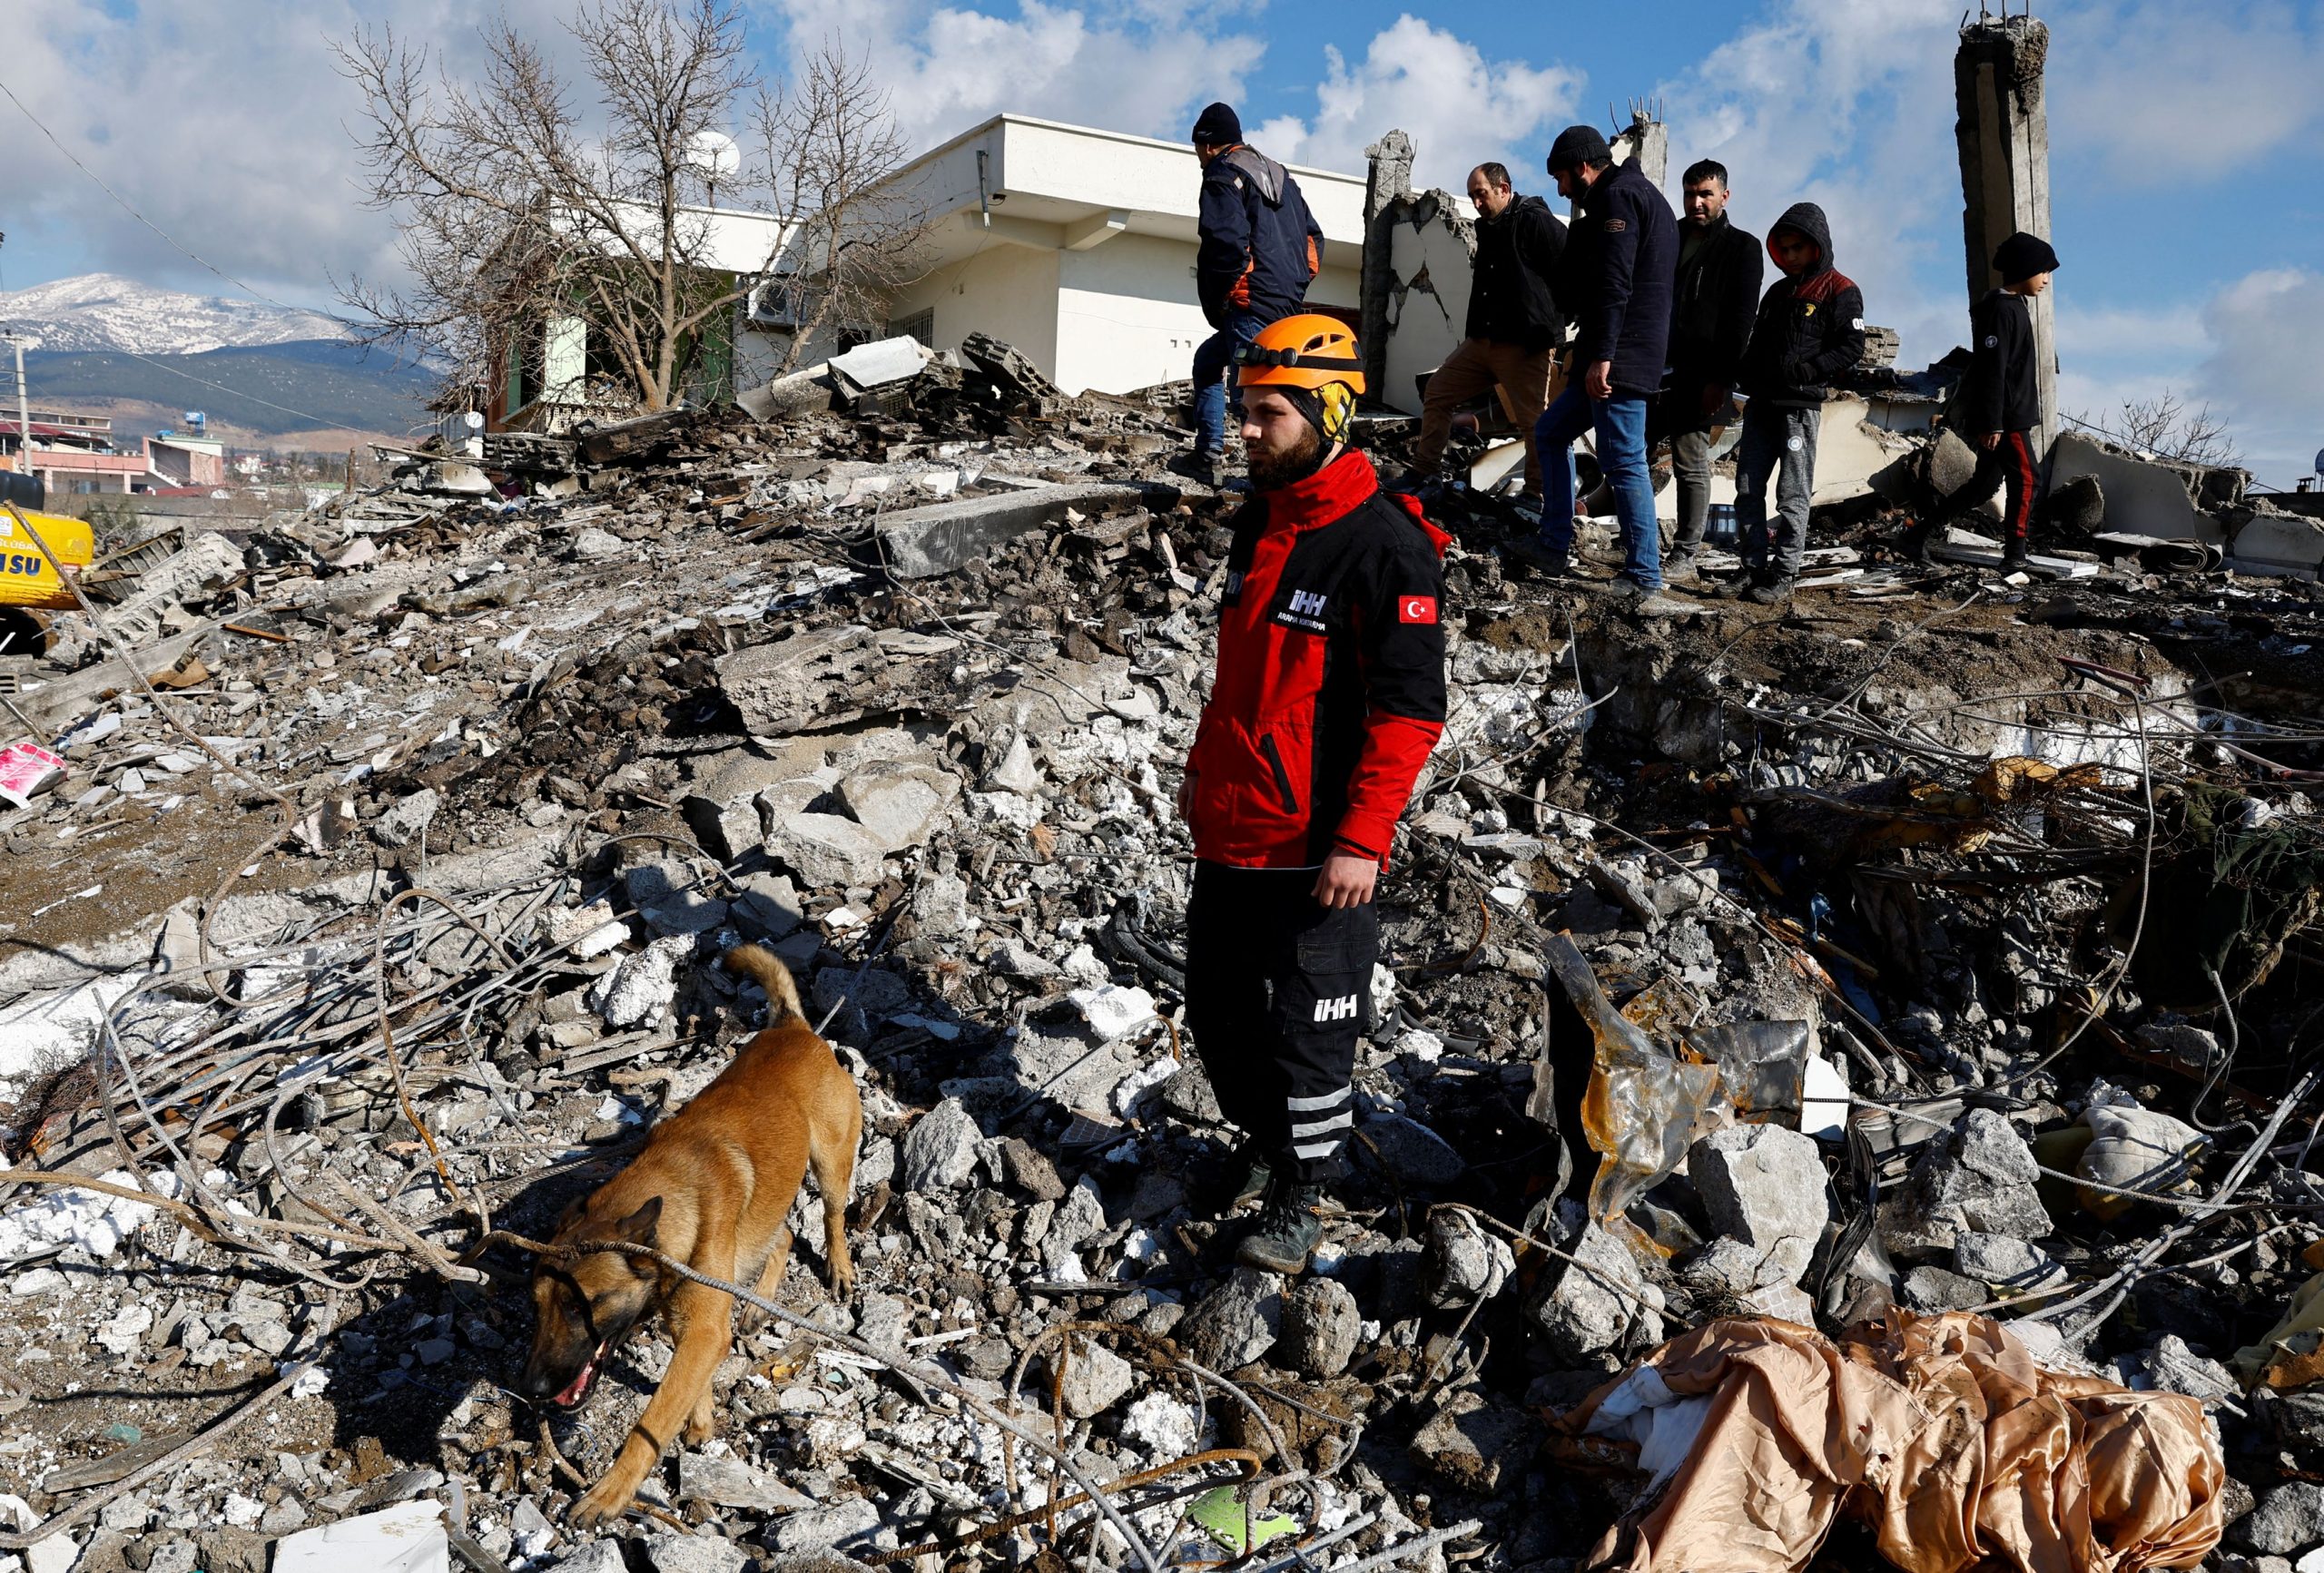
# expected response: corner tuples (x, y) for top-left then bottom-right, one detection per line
(0, 72), (344, 325)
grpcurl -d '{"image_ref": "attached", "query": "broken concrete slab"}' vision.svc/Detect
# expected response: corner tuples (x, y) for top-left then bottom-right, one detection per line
(2050, 432), (2220, 544)
(873, 483), (1163, 579)
(835, 761), (960, 851)
(272, 1500), (448, 1573)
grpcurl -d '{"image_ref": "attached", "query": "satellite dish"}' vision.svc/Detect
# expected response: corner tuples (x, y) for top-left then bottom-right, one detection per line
(685, 131), (742, 181)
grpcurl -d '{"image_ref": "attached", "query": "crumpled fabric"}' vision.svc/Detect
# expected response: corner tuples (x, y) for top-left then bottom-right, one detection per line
(1559, 1312), (2223, 1573)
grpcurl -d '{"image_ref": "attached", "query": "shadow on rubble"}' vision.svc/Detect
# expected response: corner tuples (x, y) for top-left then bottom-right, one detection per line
(309, 1147), (645, 1493)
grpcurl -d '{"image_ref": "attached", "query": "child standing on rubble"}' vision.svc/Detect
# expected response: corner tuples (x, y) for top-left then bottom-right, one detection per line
(1906, 231), (2059, 570)
(1722, 202), (1866, 605)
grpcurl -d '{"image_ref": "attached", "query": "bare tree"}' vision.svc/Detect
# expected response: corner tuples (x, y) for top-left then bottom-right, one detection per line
(335, 3), (925, 416)
(750, 43), (926, 369)
(2073, 390), (2243, 469)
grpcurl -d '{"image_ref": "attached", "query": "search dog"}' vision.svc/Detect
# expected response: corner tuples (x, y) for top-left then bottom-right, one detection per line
(517, 943), (860, 1527)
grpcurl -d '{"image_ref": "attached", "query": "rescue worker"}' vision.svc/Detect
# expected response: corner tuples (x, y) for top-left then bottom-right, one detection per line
(1177, 315), (1449, 1273)
(1184, 102), (1325, 488)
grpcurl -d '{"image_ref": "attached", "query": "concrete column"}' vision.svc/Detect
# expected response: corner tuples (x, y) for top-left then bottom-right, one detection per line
(1611, 110), (1667, 192)
(1955, 13), (2056, 445)
(1360, 130), (1415, 397)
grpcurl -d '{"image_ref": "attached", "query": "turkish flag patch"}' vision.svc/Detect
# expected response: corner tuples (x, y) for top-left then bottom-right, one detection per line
(1398, 595), (1438, 624)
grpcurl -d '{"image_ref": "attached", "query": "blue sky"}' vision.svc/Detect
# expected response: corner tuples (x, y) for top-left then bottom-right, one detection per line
(2, 0), (2319, 479)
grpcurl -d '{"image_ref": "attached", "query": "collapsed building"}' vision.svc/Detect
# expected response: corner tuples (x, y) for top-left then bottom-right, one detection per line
(0, 316), (2319, 1572)
(1, 15), (2322, 1573)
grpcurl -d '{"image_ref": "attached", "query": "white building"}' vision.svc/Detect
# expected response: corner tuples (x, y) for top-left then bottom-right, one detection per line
(740, 114), (1368, 400)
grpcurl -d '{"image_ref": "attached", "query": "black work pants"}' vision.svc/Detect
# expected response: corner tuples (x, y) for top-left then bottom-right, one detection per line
(1936, 429), (2041, 543)
(1184, 861), (1377, 1184)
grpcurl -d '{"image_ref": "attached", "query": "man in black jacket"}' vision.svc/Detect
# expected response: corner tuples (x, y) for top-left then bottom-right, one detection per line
(1404, 163), (1566, 498)
(1906, 231), (2058, 570)
(1508, 126), (1681, 613)
(1185, 102), (1325, 487)
(1655, 160), (1762, 586)
(1723, 202), (1865, 605)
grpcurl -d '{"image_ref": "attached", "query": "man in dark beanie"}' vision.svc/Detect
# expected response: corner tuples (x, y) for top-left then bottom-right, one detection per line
(1906, 230), (2059, 570)
(1508, 124), (1682, 614)
(1183, 103), (1324, 488)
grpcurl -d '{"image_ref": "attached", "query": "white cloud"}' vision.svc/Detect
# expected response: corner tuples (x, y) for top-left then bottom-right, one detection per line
(1249, 16), (1583, 187)
(2195, 268), (2324, 482)
(0, 0), (605, 308)
(2053, 272), (2324, 485)
(2049, 0), (2324, 180)
(767, 0), (1263, 153)
(1651, 0), (1964, 367)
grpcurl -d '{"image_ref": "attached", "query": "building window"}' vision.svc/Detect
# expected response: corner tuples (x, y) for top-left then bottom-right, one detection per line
(887, 309), (935, 347)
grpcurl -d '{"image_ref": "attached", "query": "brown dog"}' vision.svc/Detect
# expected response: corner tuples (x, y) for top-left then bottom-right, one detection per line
(518, 943), (861, 1527)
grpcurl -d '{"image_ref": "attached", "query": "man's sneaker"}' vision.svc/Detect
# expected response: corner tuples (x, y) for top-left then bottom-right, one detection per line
(1170, 449), (1223, 488)
(1663, 552), (1703, 587)
(1192, 1143), (1274, 1220)
(1711, 568), (1768, 599)
(1235, 1181), (1326, 1274)
(1502, 535), (1571, 577)
(1631, 591), (1694, 617)
(1999, 541), (2031, 574)
(1746, 578), (1795, 606)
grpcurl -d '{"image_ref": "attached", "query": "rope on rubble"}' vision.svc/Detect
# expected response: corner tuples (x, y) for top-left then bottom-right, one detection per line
(473, 1229), (1167, 1573)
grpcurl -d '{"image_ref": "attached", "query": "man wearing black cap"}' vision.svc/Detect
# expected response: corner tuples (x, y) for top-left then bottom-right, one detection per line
(1906, 230), (2059, 570)
(1509, 124), (1681, 614)
(1184, 103), (1325, 488)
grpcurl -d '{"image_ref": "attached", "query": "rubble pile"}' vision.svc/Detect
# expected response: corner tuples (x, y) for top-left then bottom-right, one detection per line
(0, 349), (2321, 1573)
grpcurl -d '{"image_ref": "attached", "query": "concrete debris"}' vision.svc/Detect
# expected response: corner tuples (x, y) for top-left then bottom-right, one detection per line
(0, 316), (2316, 1573)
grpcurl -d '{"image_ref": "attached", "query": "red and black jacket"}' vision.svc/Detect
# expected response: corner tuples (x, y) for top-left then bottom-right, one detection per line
(1186, 450), (1449, 870)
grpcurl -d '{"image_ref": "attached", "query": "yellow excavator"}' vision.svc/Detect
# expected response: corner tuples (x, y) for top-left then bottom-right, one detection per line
(0, 503), (94, 612)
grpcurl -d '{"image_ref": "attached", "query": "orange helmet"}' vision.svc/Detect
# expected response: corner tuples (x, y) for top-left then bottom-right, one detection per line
(1235, 314), (1365, 396)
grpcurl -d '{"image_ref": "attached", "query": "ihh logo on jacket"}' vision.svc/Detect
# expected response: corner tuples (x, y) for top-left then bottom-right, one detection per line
(1313, 993), (1359, 1023)
(1276, 588), (1330, 632)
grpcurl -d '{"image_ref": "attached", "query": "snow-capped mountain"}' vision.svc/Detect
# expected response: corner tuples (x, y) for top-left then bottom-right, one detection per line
(0, 273), (346, 356)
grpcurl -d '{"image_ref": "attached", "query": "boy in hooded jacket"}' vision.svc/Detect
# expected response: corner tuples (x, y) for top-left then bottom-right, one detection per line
(1726, 202), (1866, 604)
(1907, 231), (2059, 569)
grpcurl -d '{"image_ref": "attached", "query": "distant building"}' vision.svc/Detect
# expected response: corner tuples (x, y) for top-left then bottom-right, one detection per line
(0, 408), (144, 495)
(736, 114), (1365, 399)
(485, 204), (787, 433)
(145, 432), (228, 489)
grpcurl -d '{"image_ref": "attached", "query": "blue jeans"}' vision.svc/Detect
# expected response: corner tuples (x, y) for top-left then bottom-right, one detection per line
(1192, 311), (1268, 455)
(1534, 384), (1659, 590)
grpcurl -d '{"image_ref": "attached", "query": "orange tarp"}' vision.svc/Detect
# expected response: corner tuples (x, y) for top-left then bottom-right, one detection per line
(1560, 1312), (2223, 1573)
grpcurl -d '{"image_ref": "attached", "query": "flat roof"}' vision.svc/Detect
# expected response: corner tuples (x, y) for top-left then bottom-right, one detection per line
(894, 112), (1365, 192)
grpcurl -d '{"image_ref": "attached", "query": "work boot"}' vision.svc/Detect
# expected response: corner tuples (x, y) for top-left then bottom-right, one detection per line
(1502, 534), (1571, 577)
(1192, 1141), (1274, 1220)
(1630, 590), (1694, 618)
(1746, 577), (1794, 606)
(1170, 449), (1223, 488)
(1711, 565), (1768, 599)
(1236, 1179), (1326, 1274)
(1999, 539), (2031, 573)
(1663, 550), (1702, 588)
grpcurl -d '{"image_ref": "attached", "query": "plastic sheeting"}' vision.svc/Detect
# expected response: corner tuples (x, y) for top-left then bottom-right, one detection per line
(1558, 1312), (2224, 1573)
(1540, 936), (1723, 1233)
